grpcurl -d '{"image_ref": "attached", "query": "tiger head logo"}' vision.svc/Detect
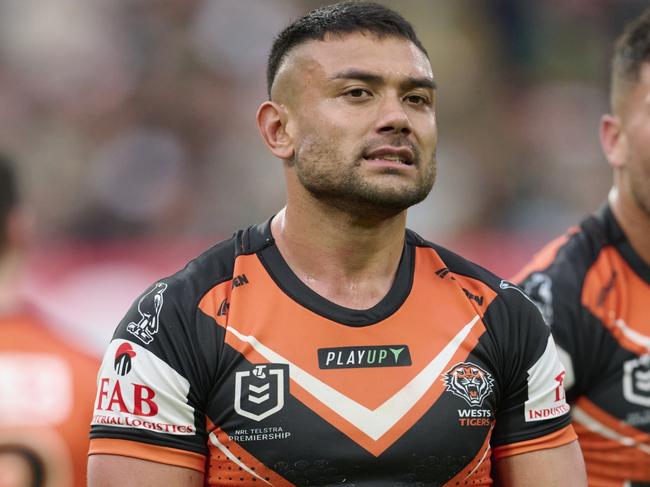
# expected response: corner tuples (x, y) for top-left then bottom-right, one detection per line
(443, 362), (494, 407)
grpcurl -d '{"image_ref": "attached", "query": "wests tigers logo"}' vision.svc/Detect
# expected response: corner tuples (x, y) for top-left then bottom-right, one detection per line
(443, 362), (494, 407)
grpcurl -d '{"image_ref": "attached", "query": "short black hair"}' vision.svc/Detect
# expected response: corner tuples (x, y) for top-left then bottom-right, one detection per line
(611, 7), (650, 113)
(0, 154), (17, 248)
(266, 1), (428, 98)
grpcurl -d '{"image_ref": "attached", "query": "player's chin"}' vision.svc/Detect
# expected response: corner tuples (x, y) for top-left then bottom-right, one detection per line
(366, 170), (428, 190)
(361, 183), (431, 210)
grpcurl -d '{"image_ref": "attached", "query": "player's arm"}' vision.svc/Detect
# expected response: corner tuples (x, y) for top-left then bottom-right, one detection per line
(493, 440), (586, 486)
(88, 279), (221, 485)
(514, 255), (590, 402)
(488, 282), (586, 485)
(88, 455), (203, 487)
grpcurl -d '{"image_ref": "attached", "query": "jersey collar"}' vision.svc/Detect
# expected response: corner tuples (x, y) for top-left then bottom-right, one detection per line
(600, 203), (650, 285)
(247, 217), (415, 327)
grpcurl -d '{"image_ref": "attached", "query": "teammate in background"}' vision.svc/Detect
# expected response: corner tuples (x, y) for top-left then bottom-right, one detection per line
(0, 155), (98, 487)
(88, 3), (585, 486)
(515, 8), (650, 487)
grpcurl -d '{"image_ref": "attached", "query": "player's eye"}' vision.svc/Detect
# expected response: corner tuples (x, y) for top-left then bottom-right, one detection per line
(344, 88), (371, 98)
(405, 94), (430, 105)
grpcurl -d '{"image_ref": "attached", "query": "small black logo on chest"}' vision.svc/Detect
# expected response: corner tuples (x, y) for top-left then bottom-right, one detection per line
(462, 288), (484, 305)
(232, 274), (249, 288)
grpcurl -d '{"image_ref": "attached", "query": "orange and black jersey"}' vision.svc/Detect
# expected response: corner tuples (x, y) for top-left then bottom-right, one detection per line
(516, 204), (650, 487)
(90, 220), (575, 486)
(1, 309), (99, 487)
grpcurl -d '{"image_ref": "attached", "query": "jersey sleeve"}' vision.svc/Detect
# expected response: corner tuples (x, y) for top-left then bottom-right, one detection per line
(516, 260), (606, 402)
(488, 282), (576, 459)
(89, 278), (221, 473)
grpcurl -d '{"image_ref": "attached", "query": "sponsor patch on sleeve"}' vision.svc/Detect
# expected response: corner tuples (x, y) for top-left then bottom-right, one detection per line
(92, 339), (195, 435)
(524, 335), (571, 422)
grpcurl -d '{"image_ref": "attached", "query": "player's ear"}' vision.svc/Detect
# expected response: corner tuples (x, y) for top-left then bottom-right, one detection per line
(600, 114), (626, 169)
(257, 101), (295, 160)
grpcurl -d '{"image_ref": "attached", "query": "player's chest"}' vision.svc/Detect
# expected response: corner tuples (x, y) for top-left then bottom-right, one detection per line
(581, 258), (650, 429)
(582, 251), (650, 354)
(204, 295), (500, 485)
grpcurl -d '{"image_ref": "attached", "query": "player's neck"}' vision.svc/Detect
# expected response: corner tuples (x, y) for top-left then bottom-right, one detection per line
(609, 187), (650, 266)
(270, 203), (407, 310)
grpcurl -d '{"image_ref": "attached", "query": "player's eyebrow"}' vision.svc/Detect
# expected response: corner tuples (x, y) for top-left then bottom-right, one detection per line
(330, 69), (437, 90)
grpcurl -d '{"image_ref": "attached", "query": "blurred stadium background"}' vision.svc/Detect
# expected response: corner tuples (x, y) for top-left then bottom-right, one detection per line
(1, 0), (647, 356)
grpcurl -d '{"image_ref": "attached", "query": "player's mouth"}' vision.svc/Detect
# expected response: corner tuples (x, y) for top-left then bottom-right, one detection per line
(363, 147), (415, 166)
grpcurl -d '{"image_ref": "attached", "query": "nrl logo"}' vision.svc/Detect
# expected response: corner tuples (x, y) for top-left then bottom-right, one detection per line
(443, 362), (495, 408)
(127, 282), (168, 345)
(234, 364), (288, 422)
(623, 355), (650, 407)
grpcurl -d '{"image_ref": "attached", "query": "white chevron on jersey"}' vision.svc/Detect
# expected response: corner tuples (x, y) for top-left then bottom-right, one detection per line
(226, 315), (480, 441)
(614, 318), (650, 350)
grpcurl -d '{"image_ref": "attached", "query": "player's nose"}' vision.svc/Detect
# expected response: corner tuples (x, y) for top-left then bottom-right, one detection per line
(375, 94), (412, 136)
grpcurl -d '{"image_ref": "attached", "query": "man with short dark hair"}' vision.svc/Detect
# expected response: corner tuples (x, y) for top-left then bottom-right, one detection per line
(88, 3), (586, 485)
(0, 155), (98, 487)
(515, 7), (650, 486)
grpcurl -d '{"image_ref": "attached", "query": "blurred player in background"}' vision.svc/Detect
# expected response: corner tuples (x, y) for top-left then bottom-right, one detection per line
(515, 8), (650, 487)
(0, 155), (98, 487)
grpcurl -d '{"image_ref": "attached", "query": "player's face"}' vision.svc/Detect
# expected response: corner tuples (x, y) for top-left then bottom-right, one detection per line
(617, 63), (650, 216)
(281, 33), (437, 215)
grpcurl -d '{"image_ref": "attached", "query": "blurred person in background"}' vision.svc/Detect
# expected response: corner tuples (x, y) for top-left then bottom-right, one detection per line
(0, 155), (98, 487)
(515, 8), (650, 487)
(87, 3), (585, 486)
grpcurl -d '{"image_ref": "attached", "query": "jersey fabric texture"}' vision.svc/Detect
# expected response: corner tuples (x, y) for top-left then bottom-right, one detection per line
(515, 204), (650, 487)
(89, 220), (575, 486)
(1, 308), (99, 487)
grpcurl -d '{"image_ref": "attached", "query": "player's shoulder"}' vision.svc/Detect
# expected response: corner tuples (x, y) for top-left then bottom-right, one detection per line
(406, 229), (529, 310)
(113, 220), (275, 351)
(154, 219), (273, 306)
(515, 205), (616, 290)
